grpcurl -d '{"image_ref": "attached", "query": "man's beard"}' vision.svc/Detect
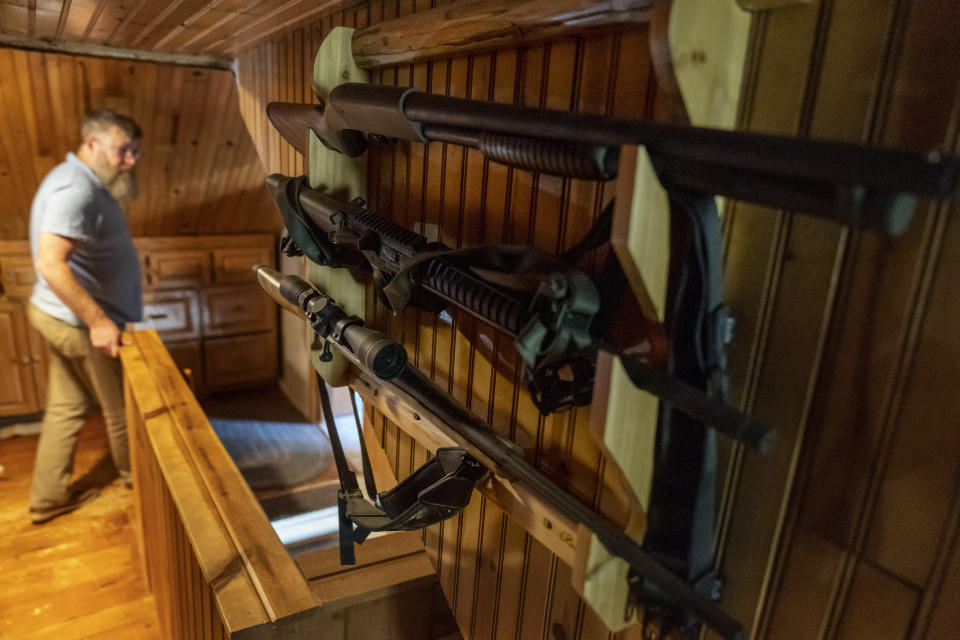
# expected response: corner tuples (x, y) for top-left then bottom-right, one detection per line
(106, 170), (138, 205)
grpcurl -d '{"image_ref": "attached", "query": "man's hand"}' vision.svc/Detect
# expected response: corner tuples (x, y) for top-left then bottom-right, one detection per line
(36, 232), (122, 357)
(89, 318), (122, 358)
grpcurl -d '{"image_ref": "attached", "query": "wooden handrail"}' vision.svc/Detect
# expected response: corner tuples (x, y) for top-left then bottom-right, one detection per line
(122, 330), (320, 635)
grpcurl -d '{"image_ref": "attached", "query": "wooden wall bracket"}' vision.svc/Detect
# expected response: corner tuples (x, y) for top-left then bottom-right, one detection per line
(308, 27), (369, 386)
(580, 0), (753, 630)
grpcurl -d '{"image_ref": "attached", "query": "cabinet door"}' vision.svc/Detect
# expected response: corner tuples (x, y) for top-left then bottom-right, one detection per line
(0, 301), (40, 415)
(201, 285), (276, 337)
(204, 332), (277, 389)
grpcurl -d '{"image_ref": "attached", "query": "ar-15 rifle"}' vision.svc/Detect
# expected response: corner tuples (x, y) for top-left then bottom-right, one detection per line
(268, 82), (960, 234)
(254, 264), (746, 640)
(266, 172), (775, 454)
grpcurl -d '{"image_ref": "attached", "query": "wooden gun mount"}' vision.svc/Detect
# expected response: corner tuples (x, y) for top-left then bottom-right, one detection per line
(342, 364), (636, 594)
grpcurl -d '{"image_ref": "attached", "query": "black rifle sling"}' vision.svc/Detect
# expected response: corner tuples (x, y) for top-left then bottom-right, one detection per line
(315, 374), (485, 565)
(639, 184), (728, 631)
(274, 176), (341, 266)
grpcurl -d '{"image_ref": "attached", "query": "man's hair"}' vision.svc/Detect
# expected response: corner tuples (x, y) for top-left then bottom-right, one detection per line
(82, 109), (142, 141)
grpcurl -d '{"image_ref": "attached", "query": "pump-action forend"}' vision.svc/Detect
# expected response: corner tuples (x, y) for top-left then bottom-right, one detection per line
(252, 264), (747, 640)
(267, 83), (960, 235)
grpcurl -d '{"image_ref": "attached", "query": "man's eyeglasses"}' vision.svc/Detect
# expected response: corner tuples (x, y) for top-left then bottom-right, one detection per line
(96, 138), (142, 160)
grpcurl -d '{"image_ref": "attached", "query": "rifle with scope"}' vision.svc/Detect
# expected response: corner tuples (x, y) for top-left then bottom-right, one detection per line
(253, 264), (747, 640)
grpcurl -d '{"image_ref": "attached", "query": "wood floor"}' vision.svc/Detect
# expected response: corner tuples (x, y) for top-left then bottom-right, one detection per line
(0, 414), (160, 640)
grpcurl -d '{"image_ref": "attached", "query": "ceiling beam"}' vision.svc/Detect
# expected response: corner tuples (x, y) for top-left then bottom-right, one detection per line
(55, 0), (72, 38)
(0, 33), (233, 69)
(82, 0), (109, 40)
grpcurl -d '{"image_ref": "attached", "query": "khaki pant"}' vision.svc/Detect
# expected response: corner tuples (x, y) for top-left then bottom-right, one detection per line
(27, 304), (129, 511)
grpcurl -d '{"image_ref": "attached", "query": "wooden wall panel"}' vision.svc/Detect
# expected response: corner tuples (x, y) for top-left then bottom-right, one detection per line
(718, 2), (960, 640)
(234, 2), (960, 639)
(0, 48), (277, 240)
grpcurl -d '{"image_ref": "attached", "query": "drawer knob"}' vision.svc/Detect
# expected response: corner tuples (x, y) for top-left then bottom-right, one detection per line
(148, 313), (169, 320)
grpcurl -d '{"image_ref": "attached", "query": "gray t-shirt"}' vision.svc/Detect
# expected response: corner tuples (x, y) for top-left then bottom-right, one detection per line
(29, 153), (142, 328)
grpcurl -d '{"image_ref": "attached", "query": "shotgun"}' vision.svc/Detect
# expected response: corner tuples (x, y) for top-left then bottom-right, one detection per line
(268, 83), (960, 235)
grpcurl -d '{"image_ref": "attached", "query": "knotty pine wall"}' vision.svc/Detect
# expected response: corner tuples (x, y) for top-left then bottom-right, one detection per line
(234, 2), (960, 640)
(0, 48), (277, 239)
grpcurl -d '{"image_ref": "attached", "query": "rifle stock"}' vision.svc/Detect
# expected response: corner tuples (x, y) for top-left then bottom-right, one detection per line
(265, 101), (367, 157)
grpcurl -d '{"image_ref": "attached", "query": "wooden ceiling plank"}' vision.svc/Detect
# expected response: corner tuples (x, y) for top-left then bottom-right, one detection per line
(103, 0), (149, 45)
(0, 33), (233, 68)
(218, 0), (341, 54)
(59, 0), (105, 39)
(34, 0), (59, 36)
(178, 0), (266, 49)
(152, 0), (227, 50)
(108, 0), (181, 48)
(80, 0), (106, 39)
(129, 0), (186, 47)
(202, 0), (304, 51)
(54, 0), (70, 37)
(2, 4), (28, 35)
(26, 0), (34, 34)
(84, 1), (127, 42)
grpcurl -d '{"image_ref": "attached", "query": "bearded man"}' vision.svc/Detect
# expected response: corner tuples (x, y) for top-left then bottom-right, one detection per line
(27, 109), (143, 524)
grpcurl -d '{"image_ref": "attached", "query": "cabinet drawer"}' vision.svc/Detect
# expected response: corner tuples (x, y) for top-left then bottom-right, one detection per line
(0, 257), (37, 297)
(140, 289), (200, 341)
(201, 285), (275, 337)
(213, 247), (273, 284)
(144, 250), (210, 288)
(204, 332), (277, 389)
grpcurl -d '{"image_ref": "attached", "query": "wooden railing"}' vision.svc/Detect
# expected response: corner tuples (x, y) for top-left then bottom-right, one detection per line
(121, 330), (450, 639)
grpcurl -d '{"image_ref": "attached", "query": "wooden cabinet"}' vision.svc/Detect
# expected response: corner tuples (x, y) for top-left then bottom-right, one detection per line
(165, 339), (202, 392)
(213, 247), (272, 284)
(0, 247), (46, 417)
(142, 249), (210, 289)
(0, 256), (38, 297)
(201, 285), (274, 337)
(0, 234), (276, 418)
(0, 300), (44, 416)
(134, 234), (277, 396)
(204, 332), (277, 389)
(141, 289), (201, 342)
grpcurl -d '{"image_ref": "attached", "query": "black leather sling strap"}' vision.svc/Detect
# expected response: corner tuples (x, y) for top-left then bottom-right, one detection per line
(315, 375), (485, 565)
